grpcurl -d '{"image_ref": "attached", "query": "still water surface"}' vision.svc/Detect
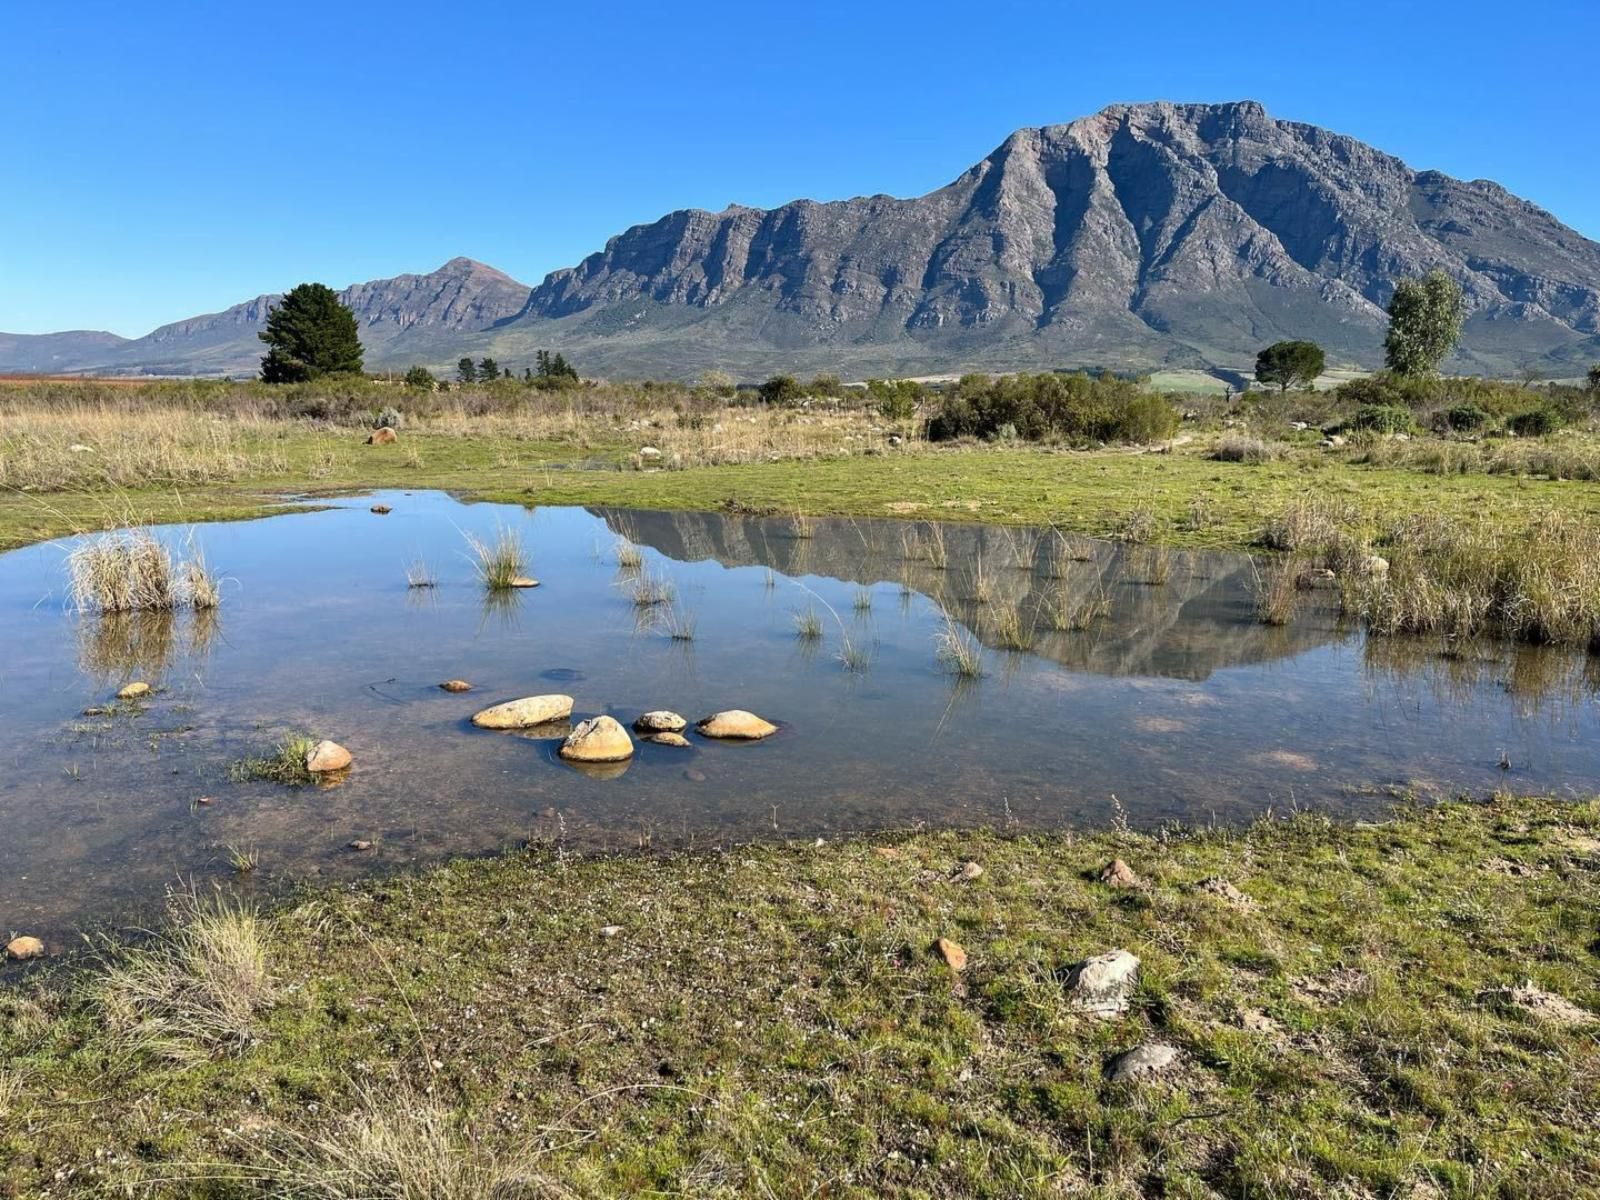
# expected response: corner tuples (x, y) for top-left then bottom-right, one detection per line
(3, 491), (1597, 942)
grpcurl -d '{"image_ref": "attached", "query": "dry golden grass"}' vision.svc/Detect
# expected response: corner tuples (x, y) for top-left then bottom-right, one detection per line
(98, 888), (276, 1061)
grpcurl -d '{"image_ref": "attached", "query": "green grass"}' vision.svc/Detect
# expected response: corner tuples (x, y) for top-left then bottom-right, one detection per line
(228, 733), (316, 786)
(11, 434), (1600, 556)
(2, 794), (1596, 1196)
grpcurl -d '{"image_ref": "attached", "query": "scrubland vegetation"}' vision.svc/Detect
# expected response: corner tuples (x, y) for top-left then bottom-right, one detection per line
(3, 794), (1596, 1197)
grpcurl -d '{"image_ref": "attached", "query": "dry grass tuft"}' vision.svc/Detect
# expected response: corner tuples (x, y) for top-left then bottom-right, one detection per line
(935, 610), (984, 677)
(234, 1091), (557, 1200)
(98, 888), (276, 1060)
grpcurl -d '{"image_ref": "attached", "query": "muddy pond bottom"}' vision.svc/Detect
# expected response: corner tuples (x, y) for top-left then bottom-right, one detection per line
(3, 491), (1597, 942)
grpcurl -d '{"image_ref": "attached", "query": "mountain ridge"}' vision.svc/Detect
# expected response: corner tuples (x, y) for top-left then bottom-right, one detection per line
(7, 100), (1599, 380)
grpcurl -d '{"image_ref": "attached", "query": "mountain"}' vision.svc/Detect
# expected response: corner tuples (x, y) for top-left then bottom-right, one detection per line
(0, 258), (531, 378)
(6, 101), (1599, 380)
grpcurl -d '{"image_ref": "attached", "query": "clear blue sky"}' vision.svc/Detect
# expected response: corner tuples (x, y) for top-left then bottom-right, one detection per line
(3, 0), (1596, 336)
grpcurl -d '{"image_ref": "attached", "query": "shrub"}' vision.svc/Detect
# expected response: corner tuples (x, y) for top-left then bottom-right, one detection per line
(1349, 404), (1414, 435)
(1507, 405), (1564, 437)
(759, 375), (804, 405)
(373, 406), (403, 431)
(1444, 403), (1488, 432)
(925, 372), (1178, 446)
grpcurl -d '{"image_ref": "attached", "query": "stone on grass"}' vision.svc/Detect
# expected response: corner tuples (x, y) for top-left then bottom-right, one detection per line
(1099, 859), (1140, 888)
(306, 740), (352, 773)
(1199, 877), (1254, 908)
(1363, 554), (1389, 576)
(5, 936), (45, 960)
(634, 710), (688, 734)
(472, 695), (574, 729)
(117, 681), (151, 701)
(696, 710), (778, 740)
(348, 840), (373, 851)
(1065, 949), (1141, 1017)
(1106, 1042), (1179, 1084)
(559, 715), (634, 763)
(957, 861), (984, 881)
(935, 937), (968, 972)
(600, 925), (623, 938)
(439, 680), (473, 693)
(639, 446), (662, 461)
(366, 427), (398, 445)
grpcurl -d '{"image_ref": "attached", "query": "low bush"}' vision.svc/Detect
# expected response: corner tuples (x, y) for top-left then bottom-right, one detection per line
(1507, 405), (1565, 437)
(926, 372), (1179, 446)
(1349, 404), (1414, 435)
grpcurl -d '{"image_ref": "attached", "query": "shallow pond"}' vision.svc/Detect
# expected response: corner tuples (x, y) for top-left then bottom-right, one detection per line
(4, 491), (1598, 943)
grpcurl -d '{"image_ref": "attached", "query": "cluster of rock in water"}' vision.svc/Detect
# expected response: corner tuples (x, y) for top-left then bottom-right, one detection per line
(466, 690), (777, 762)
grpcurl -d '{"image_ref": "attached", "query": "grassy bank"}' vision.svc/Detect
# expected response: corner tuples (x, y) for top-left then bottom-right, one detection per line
(3, 794), (1597, 1197)
(8, 377), (1600, 554)
(7, 427), (1600, 556)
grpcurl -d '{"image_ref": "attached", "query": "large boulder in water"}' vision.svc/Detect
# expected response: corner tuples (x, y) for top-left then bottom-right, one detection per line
(696, 710), (778, 740)
(559, 715), (634, 763)
(306, 740), (352, 773)
(472, 695), (574, 729)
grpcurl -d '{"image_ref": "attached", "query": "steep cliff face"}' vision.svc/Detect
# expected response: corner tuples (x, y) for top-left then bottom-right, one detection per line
(7, 101), (1599, 378)
(499, 100), (1600, 377)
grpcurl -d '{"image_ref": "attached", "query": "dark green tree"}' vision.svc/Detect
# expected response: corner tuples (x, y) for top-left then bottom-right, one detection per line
(257, 283), (363, 382)
(1586, 363), (1600, 394)
(403, 365), (435, 390)
(1254, 340), (1326, 394)
(759, 374), (804, 405)
(457, 357), (477, 384)
(1383, 270), (1464, 377)
(478, 357), (499, 381)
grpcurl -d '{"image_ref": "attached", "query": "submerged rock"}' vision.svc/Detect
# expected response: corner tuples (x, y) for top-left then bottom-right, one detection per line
(559, 715), (634, 763)
(5, 935), (44, 960)
(1065, 949), (1141, 1017)
(696, 710), (778, 740)
(634, 710), (688, 734)
(370, 504), (392, 515)
(647, 732), (691, 748)
(472, 695), (574, 729)
(1107, 1042), (1179, 1084)
(439, 680), (474, 693)
(117, 681), (151, 700)
(306, 740), (352, 773)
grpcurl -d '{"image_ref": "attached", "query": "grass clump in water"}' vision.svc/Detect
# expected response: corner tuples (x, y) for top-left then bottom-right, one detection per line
(793, 605), (823, 640)
(462, 522), (527, 591)
(67, 527), (221, 613)
(935, 610), (984, 677)
(229, 733), (316, 786)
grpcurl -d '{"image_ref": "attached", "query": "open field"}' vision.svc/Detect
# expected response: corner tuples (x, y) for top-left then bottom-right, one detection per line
(6, 379), (1600, 553)
(2, 793), (1596, 1197)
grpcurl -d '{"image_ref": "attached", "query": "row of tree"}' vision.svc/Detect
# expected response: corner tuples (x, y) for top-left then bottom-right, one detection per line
(257, 282), (580, 387)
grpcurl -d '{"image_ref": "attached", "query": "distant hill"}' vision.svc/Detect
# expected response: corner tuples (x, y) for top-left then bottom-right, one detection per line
(7, 101), (1599, 380)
